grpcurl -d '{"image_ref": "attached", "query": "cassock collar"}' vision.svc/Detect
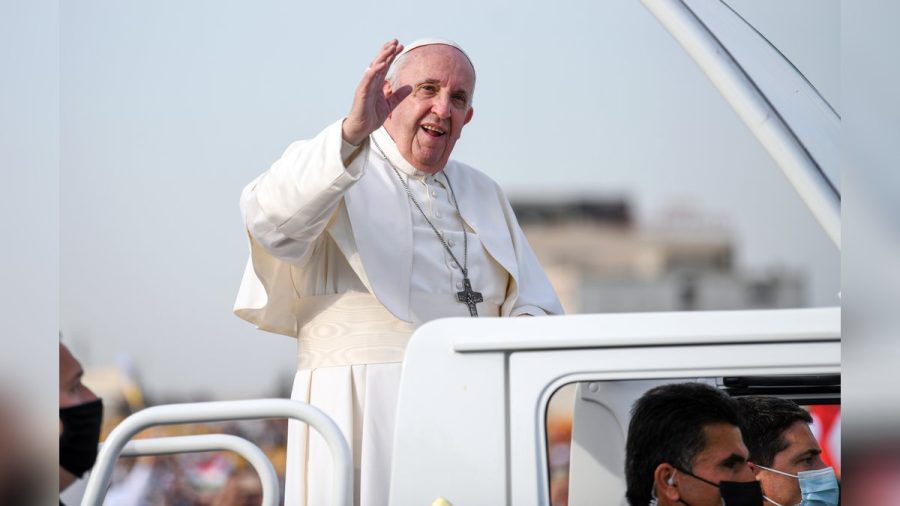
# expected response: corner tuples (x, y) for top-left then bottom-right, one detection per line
(371, 127), (435, 179)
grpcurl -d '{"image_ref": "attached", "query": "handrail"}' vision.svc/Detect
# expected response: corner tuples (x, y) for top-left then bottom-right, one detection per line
(81, 399), (351, 506)
(97, 434), (280, 506)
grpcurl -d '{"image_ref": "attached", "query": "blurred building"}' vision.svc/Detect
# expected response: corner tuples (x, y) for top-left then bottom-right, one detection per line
(513, 197), (805, 314)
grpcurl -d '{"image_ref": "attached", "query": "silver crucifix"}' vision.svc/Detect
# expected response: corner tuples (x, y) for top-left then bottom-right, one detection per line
(456, 277), (483, 317)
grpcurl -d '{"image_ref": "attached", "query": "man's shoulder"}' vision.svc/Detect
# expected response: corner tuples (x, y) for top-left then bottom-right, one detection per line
(445, 159), (503, 192)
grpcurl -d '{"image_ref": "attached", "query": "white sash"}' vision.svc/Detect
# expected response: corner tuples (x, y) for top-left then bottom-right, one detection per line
(297, 291), (500, 369)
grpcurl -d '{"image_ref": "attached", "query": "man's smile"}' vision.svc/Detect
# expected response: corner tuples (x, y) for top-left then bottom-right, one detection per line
(420, 123), (446, 137)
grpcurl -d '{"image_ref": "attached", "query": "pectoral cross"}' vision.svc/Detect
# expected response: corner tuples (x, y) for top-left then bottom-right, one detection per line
(456, 277), (483, 317)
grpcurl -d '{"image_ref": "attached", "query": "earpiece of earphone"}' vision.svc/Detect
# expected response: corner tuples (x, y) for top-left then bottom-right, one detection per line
(667, 474), (676, 486)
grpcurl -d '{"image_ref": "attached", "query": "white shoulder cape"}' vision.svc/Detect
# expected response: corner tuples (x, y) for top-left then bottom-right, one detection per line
(234, 121), (563, 337)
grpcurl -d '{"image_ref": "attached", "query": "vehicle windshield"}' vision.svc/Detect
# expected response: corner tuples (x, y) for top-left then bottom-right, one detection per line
(721, 0), (841, 193)
(547, 377), (841, 506)
(723, 0), (839, 112)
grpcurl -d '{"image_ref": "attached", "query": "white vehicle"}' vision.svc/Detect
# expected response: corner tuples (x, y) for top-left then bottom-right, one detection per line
(390, 308), (839, 506)
(84, 1), (840, 505)
(391, 1), (841, 504)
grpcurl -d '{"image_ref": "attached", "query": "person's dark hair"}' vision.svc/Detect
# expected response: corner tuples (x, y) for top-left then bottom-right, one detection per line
(625, 382), (741, 506)
(735, 396), (812, 467)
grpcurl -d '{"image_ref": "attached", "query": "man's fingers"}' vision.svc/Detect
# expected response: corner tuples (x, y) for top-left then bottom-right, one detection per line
(384, 44), (403, 73)
(364, 61), (388, 92)
(355, 64), (379, 96)
(365, 57), (390, 89)
(370, 39), (400, 69)
(349, 40), (403, 136)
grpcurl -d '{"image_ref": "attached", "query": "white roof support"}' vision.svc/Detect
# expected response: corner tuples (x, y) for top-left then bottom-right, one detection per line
(640, 0), (841, 249)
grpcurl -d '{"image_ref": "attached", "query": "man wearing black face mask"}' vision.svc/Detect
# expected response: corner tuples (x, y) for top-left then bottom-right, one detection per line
(625, 382), (764, 506)
(59, 343), (103, 501)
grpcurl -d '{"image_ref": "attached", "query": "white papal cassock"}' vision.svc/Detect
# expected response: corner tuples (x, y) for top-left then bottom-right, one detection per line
(234, 120), (563, 505)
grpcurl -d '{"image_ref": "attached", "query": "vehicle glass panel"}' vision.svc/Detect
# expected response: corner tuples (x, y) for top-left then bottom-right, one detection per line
(722, 0), (840, 113)
(545, 377), (840, 505)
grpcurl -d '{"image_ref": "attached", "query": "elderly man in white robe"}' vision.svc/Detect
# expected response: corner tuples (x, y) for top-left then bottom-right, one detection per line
(234, 38), (563, 505)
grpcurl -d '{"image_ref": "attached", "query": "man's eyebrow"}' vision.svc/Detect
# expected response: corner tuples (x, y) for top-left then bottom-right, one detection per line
(793, 448), (822, 462)
(720, 453), (748, 467)
(416, 79), (469, 94)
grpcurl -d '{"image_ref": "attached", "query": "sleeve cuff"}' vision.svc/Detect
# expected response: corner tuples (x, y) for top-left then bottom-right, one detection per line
(340, 137), (364, 169)
(511, 305), (547, 317)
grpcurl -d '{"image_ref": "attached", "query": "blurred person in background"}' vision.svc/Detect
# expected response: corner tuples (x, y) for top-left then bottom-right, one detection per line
(60, 342), (103, 501)
(625, 382), (763, 506)
(0, 393), (44, 505)
(211, 468), (264, 506)
(736, 397), (839, 506)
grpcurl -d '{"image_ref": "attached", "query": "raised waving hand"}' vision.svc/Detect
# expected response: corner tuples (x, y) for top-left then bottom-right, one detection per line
(341, 39), (412, 146)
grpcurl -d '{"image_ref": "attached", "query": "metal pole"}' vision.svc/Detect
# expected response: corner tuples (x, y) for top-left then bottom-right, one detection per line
(640, 0), (841, 249)
(82, 399), (352, 506)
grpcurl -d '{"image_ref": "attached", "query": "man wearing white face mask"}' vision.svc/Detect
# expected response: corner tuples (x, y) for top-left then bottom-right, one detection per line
(736, 397), (840, 506)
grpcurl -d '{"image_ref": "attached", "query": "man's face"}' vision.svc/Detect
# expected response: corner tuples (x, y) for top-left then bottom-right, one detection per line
(756, 421), (826, 506)
(60, 343), (100, 490)
(383, 45), (475, 174)
(59, 344), (97, 410)
(673, 423), (756, 506)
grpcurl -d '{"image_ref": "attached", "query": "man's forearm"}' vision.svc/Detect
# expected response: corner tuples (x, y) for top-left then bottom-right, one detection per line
(242, 119), (366, 264)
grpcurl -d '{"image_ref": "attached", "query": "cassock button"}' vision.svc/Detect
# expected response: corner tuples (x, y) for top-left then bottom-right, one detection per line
(448, 239), (455, 247)
(431, 190), (437, 197)
(451, 262), (459, 269)
(434, 211), (442, 218)
(456, 281), (463, 289)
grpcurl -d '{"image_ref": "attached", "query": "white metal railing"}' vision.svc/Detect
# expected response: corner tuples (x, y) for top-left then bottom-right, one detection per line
(103, 434), (279, 505)
(82, 399), (352, 506)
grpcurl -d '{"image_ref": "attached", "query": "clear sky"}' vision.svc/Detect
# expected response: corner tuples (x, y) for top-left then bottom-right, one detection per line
(55, 0), (840, 399)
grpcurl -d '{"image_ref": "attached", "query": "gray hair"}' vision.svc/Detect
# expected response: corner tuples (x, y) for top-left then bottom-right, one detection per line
(384, 50), (411, 89)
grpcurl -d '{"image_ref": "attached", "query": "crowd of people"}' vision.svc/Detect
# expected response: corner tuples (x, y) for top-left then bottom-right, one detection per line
(60, 343), (289, 505)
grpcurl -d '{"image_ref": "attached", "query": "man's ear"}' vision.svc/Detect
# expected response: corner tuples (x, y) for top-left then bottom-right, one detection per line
(383, 80), (394, 118)
(464, 106), (474, 125)
(654, 463), (681, 503)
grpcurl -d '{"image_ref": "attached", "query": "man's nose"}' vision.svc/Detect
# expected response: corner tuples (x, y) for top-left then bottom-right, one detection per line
(431, 94), (451, 119)
(736, 464), (756, 482)
(82, 384), (99, 403)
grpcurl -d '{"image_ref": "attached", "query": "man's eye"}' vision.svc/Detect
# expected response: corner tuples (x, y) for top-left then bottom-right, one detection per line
(420, 85), (437, 93)
(452, 96), (467, 106)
